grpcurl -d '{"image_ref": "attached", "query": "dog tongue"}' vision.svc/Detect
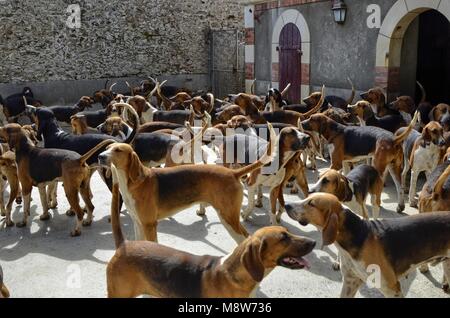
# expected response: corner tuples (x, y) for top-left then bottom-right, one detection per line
(284, 257), (311, 269)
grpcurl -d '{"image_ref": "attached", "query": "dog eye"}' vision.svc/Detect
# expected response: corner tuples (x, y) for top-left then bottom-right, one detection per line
(281, 233), (289, 241)
(322, 178), (328, 184)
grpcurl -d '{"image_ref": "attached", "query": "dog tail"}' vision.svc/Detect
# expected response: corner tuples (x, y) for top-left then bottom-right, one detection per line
(233, 122), (278, 179)
(346, 78), (355, 105)
(111, 103), (140, 144)
(79, 139), (117, 165)
(125, 81), (135, 96)
(111, 182), (125, 248)
(394, 111), (420, 146)
(417, 81), (426, 104)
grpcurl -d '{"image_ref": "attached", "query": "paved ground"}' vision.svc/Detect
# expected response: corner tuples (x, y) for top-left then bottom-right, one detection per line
(0, 157), (449, 298)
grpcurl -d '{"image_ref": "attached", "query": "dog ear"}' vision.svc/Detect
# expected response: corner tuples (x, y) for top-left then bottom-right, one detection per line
(128, 152), (145, 183)
(422, 126), (431, 144)
(241, 238), (265, 282)
(363, 104), (372, 120)
(322, 210), (339, 247)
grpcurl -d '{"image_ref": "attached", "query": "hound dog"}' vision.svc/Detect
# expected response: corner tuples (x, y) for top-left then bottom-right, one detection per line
(348, 100), (407, 133)
(309, 165), (383, 220)
(98, 123), (277, 243)
(0, 87), (42, 122)
(399, 121), (446, 207)
(47, 96), (94, 123)
(286, 193), (450, 297)
(303, 79), (355, 111)
(97, 116), (133, 141)
(0, 150), (21, 227)
(107, 182), (316, 298)
(229, 93), (266, 112)
(0, 124), (115, 236)
(138, 121), (184, 134)
(240, 128), (311, 225)
(301, 112), (420, 213)
(388, 81), (426, 123)
(0, 265), (9, 298)
(264, 83), (291, 111)
(70, 115), (100, 135)
(93, 81), (117, 108)
(76, 103), (115, 128)
(360, 87), (399, 117)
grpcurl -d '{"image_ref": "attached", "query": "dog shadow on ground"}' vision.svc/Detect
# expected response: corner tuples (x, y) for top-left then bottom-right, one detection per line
(0, 203), (128, 265)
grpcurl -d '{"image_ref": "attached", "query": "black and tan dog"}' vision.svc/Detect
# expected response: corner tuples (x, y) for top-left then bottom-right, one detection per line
(348, 100), (407, 133)
(309, 165), (383, 219)
(419, 160), (450, 214)
(301, 111), (419, 212)
(0, 150), (21, 227)
(0, 124), (115, 236)
(47, 96), (94, 123)
(286, 193), (450, 297)
(360, 87), (398, 117)
(107, 182), (316, 297)
(98, 123), (277, 243)
(0, 265), (10, 298)
(303, 80), (355, 111)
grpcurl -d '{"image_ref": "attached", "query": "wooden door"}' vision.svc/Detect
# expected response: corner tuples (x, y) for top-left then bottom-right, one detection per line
(279, 23), (302, 103)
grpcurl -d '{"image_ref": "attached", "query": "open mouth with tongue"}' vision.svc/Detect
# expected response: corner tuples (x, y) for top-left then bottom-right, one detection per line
(278, 256), (311, 270)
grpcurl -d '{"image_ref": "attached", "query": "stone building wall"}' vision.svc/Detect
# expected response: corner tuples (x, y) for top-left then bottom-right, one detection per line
(0, 0), (243, 84)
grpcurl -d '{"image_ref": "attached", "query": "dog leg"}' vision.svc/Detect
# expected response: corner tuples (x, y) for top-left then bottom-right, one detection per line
(442, 260), (450, 293)
(217, 212), (247, 244)
(380, 281), (404, 298)
(371, 194), (381, 220)
(0, 177), (6, 217)
(80, 181), (95, 227)
(143, 222), (158, 242)
(38, 185), (51, 221)
(360, 202), (369, 220)
(388, 165), (405, 213)
(17, 190), (32, 228)
(408, 170), (419, 208)
(340, 272), (364, 298)
(64, 187), (85, 237)
(196, 203), (207, 217)
(241, 186), (256, 221)
(401, 159), (409, 192)
(255, 185), (263, 208)
(269, 187), (280, 225)
(47, 182), (58, 209)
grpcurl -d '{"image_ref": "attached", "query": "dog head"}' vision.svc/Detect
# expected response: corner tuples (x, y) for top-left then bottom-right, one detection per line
(98, 116), (126, 137)
(227, 115), (253, 131)
(286, 193), (344, 247)
(388, 96), (415, 114)
(309, 169), (352, 201)
(347, 100), (373, 122)
(35, 108), (57, 139)
(360, 87), (386, 106)
(279, 127), (311, 153)
(301, 113), (333, 135)
(239, 226), (315, 282)
(430, 103), (450, 124)
(70, 115), (88, 135)
(98, 143), (145, 183)
(422, 121), (446, 147)
(77, 96), (94, 110)
(265, 88), (284, 109)
(0, 124), (27, 150)
(303, 92), (323, 108)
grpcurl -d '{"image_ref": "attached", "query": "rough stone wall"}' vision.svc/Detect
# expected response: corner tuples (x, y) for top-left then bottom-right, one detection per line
(0, 0), (243, 83)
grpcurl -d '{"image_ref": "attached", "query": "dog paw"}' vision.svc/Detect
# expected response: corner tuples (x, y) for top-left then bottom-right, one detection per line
(332, 262), (341, 271)
(5, 220), (14, 227)
(443, 283), (449, 293)
(16, 221), (27, 228)
(107, 216), (111, 223)
(290, 188), (299, 194)
(419, 265), (430, 274)
(70, 229), (81, 237)
(255, 202), (263, 208)
(15, 197), (22, 205)
(40, 213), (51, 221)
(409, 201), (418, 208)
(66, 210), (76, 217)
(196, 209), (206, 217)
(286, 182), (293, 189)
(396, 204), (405, 213)
(82, 219), (92, 227)
(49, 202), (58, 209)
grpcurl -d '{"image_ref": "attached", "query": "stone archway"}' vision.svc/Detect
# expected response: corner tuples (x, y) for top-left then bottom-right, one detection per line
(375, 0), (450, 99)
(272, 9), (311, 100)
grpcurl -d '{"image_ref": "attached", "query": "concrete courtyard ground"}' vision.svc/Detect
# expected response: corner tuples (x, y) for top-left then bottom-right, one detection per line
(0, 158), (449, 298)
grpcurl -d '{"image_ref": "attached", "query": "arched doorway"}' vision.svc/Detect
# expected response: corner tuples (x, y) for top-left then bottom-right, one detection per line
(271, 9), (310, 102)
(279, 23), (301, 103)
(375, 0), (450, 102)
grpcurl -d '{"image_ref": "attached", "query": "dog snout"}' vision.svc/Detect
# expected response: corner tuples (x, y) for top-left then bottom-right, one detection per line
(98, 151), (111, 166)
(301, 120), (311, 131)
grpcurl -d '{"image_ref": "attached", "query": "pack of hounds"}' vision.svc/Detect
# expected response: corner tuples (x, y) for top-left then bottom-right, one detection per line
(0, 79), (449, 298)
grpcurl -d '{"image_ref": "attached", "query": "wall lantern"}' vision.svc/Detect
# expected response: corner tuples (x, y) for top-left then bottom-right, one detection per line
(332, 0), (347, 24)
